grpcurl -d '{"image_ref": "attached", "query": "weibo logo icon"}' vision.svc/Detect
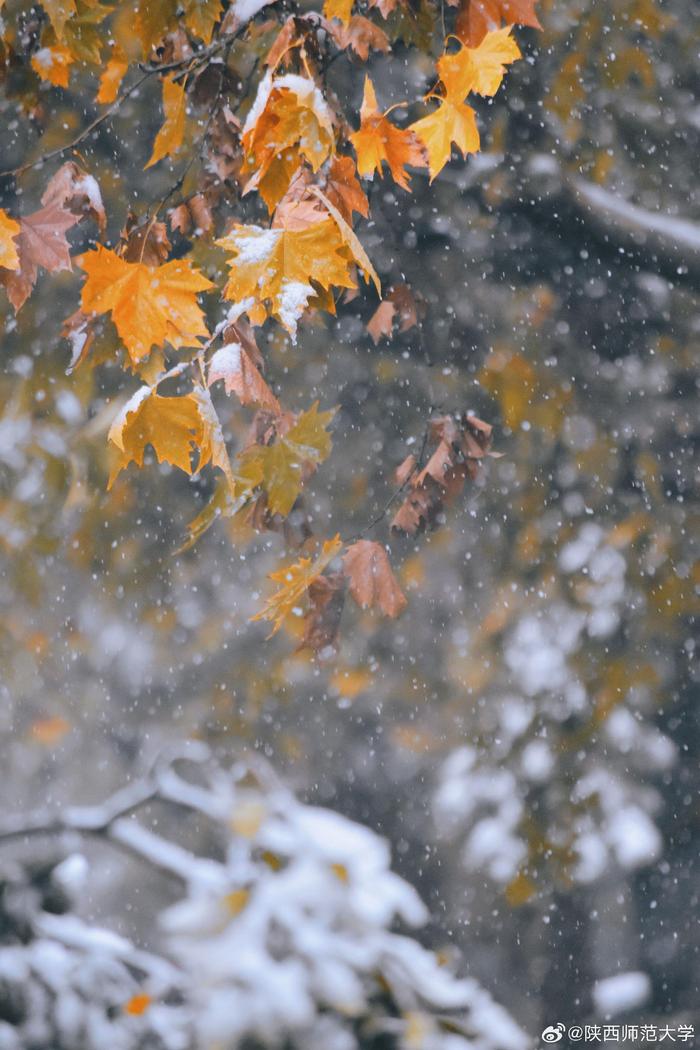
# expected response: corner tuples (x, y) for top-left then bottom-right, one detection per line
(541, 1023), (566, 1043)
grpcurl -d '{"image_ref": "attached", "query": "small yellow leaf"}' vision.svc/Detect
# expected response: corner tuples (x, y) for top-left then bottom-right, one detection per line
(0, 209), (20, 271)
(253, 535), (344, 635)
(438, 27), (520, 100)
(410, 97), (479, 180)
(324, 0), (353, 25)
(146, 75), (187, 168)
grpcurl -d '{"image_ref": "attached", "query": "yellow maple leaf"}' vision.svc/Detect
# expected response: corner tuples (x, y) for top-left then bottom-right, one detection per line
(183, 0), (222, 43)
(438, 27), (521, 99)
(78, 246), (213, 364)
(252, 535), (344, 635)
(310, 186), (380, 294)
(411, 97), (479, 180)
(323, 0), (353, 25)
(31, 43), (74, 87)
(41, 0), (77, 41)
(217, 221), (357, 339)
(242, 73), (335, 211)
(146, 75), (187, 168)
(107, 386), (203, 486)
(0, 209), (20, 271)
(239, 402), (335, 517)
(349, 77), (426, 190)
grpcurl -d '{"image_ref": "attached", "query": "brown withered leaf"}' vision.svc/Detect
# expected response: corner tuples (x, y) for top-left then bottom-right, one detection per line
(367, 283), (422, 344)
(455, 0), (541, 46)
(391, 414), (494, 534)
(120, 213), (172, 266)
(367, 299), (396, 345)
(1, 202), (77, 311)
(168, 193), (214, 236)
(298, 571), (346, 655)
(343, 539), (407, 617)
(328, 15), (390, 60)
(208, 341), (280, 413)
(41, 161), (106, 232)
(205, 103), (243, 183)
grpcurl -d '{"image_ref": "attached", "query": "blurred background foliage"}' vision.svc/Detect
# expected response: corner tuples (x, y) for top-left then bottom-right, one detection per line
(0, 0), (698, 1037)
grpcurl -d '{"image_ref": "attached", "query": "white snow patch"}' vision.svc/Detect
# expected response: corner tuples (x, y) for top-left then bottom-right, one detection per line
(593, 971), (651, 1016)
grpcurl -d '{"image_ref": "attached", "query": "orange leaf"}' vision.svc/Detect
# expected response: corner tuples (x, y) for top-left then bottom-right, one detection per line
(342, 539), (407, 617)
(146, 75), (187, 168)
(349, 77), (425, 190)
(29, 715), (72, 746)
(78, 246), (212, 363)
(31, 43), (73, 87)
(0, 209), (20, 271)
(323, 155), (369, 221)
(242, 72), (335, 211)
(97, 47), (128, 104)
(124, 993), (152, 1016)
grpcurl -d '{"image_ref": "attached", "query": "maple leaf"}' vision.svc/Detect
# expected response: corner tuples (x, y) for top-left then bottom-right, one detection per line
(208, 342), (280, 414)
(367, 283), (423, 343)
(96, 46), (127, 104)
(146, 75), (187, 168)
(310, 187), (380, 294)
(323, 155), (369, 222)
(78, 246), (213, 364)
(438, 26), (521, 98)
(242, 73), (335, 211)
(107, 385), (203, 487)
(252, 535), (344, 635)
(391, 414), (494, 533)
(328, 15), (390, 60)
(183, 0), (223, 42)
(410, 95), (479, 181)
(0, 209), (20, 271)
(455, 0), (540, 46)
(239, 402), (335, 516)
(343, 539), (407, 617)
(31, 43), (74, 87)
(41, 160), (106, 231)
(324, 0), (353, 25)
(168, 193), (214, 237)
(298, 572), (346, 655)
(41, 0), (77, 41)
(0, 202), (77, 312)
(217, 220), (358, 339)
(350, 77), (426, 190)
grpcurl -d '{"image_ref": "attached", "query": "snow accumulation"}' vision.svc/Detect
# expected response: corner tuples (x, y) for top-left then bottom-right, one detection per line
(0, 760), (529, 1050)
(592, 972), (652, 1017)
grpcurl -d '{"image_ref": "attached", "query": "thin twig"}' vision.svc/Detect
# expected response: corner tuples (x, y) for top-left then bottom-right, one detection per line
(0, 28), (245, 180)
